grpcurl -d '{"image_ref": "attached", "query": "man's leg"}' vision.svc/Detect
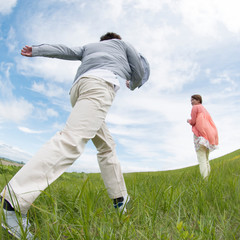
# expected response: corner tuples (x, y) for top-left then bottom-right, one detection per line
(1, 77), (115, 214)
(92, 122), (127, 199)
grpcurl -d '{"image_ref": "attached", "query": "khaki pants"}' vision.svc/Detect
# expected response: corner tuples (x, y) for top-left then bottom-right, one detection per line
(196, 145), (210, 179)
(1, 77), (127, 214)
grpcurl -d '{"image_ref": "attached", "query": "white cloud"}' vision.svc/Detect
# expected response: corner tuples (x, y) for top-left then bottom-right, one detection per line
(31, 81), (66, 98)
(208, 71), (239, 94)
(51, 0), (85, 3)
(0, 0), (17, 15)
(178, 0), (240, 37)
(46, 108), (59, 117)
(6, 27), (18, 52)
(133, 0), (170, 12)
(149, 58), (200, 92)
(52, 122), (65, 131)
(28, 106), (61, 122)
(18, 3), (95, 45)
(17, 57), (79, 84)
(210, 72), (237, 85)
(0, 99), (33, 122)
(107, 113), (144, 126)
(0, 62), (13, 94)
(212, 0), (240, 34)
(104, 0), (125, 19)
(0, 62), (34, 123)
(18, 126), (43, 134)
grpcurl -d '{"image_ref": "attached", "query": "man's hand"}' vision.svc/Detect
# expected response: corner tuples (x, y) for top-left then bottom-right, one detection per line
(21, 45), (32, 57)
(126, 80), (130, 89)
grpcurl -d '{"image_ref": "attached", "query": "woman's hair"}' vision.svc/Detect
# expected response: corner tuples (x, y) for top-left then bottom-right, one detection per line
(100, 32), (122, 41)
(191, 94), (202, 104)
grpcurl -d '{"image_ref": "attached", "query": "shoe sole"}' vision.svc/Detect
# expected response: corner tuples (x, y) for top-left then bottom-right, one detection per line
(1, 222), (21, 239)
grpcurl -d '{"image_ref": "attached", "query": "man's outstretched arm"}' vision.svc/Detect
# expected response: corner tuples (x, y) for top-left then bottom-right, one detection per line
(21, 44), (83, 60)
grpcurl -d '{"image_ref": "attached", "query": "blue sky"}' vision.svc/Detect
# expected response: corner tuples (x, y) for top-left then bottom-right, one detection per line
(0, 0), (239, 173)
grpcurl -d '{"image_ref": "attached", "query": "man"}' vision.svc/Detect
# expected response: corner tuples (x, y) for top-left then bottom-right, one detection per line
(0, 32), (150, 238)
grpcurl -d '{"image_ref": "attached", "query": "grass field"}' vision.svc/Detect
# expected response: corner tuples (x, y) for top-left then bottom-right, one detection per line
(0, 149), (240, 239)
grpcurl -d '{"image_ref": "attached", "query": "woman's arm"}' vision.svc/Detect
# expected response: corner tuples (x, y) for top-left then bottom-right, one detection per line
(188, 105), (198, 126)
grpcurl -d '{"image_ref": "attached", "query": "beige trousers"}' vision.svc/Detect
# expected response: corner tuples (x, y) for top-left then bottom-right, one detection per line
(1, 77), (127, 214)
(196, 145), (210, 179)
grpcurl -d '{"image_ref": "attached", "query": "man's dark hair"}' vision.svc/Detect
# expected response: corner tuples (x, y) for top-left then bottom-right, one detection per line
(100, 32), (122, 41)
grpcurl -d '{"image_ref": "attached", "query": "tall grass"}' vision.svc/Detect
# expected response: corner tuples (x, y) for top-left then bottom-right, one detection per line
(1, 150), (240, 239)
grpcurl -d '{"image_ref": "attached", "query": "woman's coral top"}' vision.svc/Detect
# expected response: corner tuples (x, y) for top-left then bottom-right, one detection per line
(189, 104), (218, 146)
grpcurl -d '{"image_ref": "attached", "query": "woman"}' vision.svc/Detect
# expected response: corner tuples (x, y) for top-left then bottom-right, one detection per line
(187, 94), (218, 179)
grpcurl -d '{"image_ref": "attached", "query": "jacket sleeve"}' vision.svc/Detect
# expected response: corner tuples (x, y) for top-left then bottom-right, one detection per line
(138, 54), (150, 88)
(125, 42), (145, 90)
(32, 44), (84, 61)
(189, 106), (198, 126)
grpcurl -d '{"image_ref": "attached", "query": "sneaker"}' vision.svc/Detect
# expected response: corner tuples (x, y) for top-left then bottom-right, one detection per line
(1, 207), (34, 239)
(113, 194), (130, 214)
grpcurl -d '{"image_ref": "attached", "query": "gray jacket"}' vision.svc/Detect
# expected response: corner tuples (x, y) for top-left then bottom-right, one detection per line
(32, 39), (149, 90)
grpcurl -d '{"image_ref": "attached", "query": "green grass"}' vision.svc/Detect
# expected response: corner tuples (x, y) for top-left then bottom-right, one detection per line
(1, 150), (240, 239)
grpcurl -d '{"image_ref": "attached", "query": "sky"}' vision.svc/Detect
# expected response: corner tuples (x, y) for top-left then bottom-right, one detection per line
(0, 0), (239, 173)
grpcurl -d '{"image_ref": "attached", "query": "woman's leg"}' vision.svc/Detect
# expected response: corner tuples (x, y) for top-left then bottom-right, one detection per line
(196, 145), (210, 179)
(206, 148), (210, 176)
